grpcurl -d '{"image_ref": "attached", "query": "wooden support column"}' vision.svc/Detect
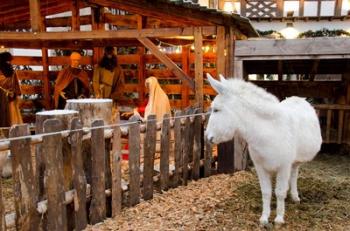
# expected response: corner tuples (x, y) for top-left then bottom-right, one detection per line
(276, 0), (283, 17)
(181, 46), (190, 108)
(334, 0), (343, 16)
(137, 15), (146, 105)
(240, 0), (247, 17)
(194, 27), (203, 109)
(137, 37), (194, 89)
(71, 0), (80, 31)
(224, 27), (235, 77)
(317, 0), (322, 18)
(29, 0), (42, 32)
(233, 60), (243, 79)
(299, 0), (305, 17)
(216, 26), (225, 77)
(278, 60), (283, 81)
(92, 7), (104, 65)
(42, 48), (51, 109)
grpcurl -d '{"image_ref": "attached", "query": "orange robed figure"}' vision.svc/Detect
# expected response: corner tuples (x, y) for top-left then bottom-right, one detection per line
(53, 52), (90, 109)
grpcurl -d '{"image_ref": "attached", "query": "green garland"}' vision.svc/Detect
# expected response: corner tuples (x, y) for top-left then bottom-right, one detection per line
(257, 30), (285, 39)
(298, 28), (350, 38)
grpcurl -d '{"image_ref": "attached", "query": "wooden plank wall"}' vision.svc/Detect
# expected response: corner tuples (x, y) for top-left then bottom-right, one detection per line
(13, 51), (217, 122)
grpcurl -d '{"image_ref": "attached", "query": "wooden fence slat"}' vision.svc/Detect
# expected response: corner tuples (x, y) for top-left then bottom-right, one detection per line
(70, 118), (87, 230)
(192, 109), (202, 180)
(187, 109), (195, 167)
(9, 124), (38, 231)
(326, 109), (332, 143)
(0, 176), (4, 231)
(42, 119), (67, 231)
(338, 110), (344, 144)
(182, 116), (190, 186)
(174, 111), (182, 186)
(204, 113), (212, 177)
(160, 114), (170, 191)
(128, 115), (141, 206)
(143, 115), (157, 200)
(111, 113), (122, 217)
(90, 120), (106, 224)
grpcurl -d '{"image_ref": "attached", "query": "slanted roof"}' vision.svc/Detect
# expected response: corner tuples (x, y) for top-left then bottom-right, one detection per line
(0, 0), (258, 37)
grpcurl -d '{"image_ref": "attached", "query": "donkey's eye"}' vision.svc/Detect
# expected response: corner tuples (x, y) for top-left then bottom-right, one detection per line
(213, 108), (219, 113)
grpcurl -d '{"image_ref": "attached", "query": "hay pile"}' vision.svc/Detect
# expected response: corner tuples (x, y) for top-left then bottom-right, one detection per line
(85, 153), (350, 231)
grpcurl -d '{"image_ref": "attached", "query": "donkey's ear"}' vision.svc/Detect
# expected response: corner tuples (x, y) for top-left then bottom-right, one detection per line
(206, 73), (225, 94)
(219, 74), (227, 83)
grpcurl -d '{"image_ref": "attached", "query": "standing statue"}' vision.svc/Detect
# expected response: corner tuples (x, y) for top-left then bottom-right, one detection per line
(53, 52), (90, 109)
(0, 52), (22, 126)
(92, 46), (124, 103)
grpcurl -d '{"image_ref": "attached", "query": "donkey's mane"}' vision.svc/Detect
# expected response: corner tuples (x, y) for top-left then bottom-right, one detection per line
(224, 78), (280, 116)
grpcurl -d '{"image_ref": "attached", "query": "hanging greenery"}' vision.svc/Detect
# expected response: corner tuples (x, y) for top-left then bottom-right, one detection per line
(298, 28), (350, 38)
(257, 30), (285, 39)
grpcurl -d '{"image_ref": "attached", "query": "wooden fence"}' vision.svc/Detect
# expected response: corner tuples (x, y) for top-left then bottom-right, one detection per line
(0, 109), (214, 231)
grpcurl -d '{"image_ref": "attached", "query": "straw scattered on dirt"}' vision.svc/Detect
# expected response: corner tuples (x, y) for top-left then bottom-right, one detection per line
(85, 153), (350, 231)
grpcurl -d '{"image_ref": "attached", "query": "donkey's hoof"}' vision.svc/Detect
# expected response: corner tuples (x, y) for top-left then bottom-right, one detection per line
(291, 195), (301, 204)
(274, 216), (285, 226)
(259, 216), (269, 227)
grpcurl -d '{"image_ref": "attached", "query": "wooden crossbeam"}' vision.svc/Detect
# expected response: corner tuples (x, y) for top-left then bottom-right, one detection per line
(137, 37), (194, 89)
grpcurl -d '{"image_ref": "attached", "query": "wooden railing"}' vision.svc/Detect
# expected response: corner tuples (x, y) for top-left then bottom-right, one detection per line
(0, 110), (214, 230)
(314, 104), (350, 144)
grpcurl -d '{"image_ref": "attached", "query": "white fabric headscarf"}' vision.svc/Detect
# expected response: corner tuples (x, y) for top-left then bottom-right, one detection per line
(144, 77), (171, 121)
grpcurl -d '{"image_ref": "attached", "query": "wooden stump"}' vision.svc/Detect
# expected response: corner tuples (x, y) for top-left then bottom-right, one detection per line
(35, 110), (79, 196)
(65, 99), (113, 198)
(65, 99), (113, 126)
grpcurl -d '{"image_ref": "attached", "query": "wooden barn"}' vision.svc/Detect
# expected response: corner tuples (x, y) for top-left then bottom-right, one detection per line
(0, 0), (258, 123)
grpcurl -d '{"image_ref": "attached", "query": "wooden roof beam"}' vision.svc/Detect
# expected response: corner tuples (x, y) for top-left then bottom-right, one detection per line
(87, 0), (214, 26)
(0, 26), (216, 41)
(137, 37), (194, 89)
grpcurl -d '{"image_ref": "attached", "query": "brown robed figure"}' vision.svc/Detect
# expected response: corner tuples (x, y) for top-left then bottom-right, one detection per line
(53, 52), (90, 109)
(0, 52), (23, 127)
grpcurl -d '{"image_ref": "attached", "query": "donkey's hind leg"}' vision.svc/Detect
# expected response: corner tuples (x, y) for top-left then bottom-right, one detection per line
(255, 165), (272, 226)
(274, 165), (291, 225)
(289, 163), (301, 203)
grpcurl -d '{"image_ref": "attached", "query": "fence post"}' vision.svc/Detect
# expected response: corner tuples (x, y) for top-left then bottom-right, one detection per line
(174, 111), (182, 186)
(70, 118), (87, 230)
(128, 115), (141, 206)
(111, 112), (122, 217)
(9, 124), (39, 231)
(143, 115), (156, 200)
(182, 115), (190, 185)
(204, 113), (212, 177)
(160, 114), (170, 191)
(0, 175), (4, 231)
(42, 119), (67, 231)
(192, 109), (202, 180)
(90, 120), (106, 224)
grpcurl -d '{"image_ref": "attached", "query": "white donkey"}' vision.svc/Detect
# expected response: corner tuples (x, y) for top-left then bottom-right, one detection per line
(205, 74), (322, 225)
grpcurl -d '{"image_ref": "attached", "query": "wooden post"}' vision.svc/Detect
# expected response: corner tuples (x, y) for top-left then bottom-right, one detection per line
(0, 175), (4, 231)
(326, 109), (332, 143)
(29, 0), (42, 32)
(240, 0), (247, 17)
(90, 120), (106, 224)
(217, 139), (235, 174)
(216, 26), (225, 77)
(128, 115), (141, 206)
(276, 0), (283, 17)
(194, 27), (204, 109)
(143, 115), (156, 200)
(71, 0), (80, 31)
(111, 112), (122, 216)
(182, 116), (190, 185)
(204, 113), (212, 177)
(233, 60), (243, 79)
(42, 119), (67, 231)
(225, 27), (235, 77)
(192, 109), (202, 180)
(41, 48), (51, 109)
(160, 114), (170, 191)
(334, 0), (343, 16)
(10, 124), (39, 231)
(35, 110), (79, 195)
(338, 110), (344, 144)
(137, 15), (146, 105)
(70, 118), (87, 230)
(234, 136), (248, 171)
(173, 111), (182, 186)
(299, 0), (305, 17)
(181, 47), (190, 108)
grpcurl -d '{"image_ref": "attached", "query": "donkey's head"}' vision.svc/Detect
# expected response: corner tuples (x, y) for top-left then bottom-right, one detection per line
(205, 74), (241, 144)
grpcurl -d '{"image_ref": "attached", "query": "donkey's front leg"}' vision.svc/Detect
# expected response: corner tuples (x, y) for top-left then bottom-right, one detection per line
(255, 166), (272, 226)
(274, 166), (291, 225)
